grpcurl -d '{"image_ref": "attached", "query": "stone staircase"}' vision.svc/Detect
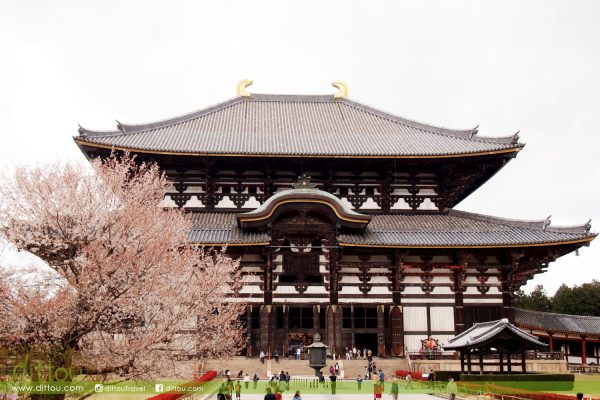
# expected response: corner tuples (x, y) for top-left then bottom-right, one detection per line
(201, 356), (409, 380)
(202, 357), (317, 378)
(340, 357), (409, 379)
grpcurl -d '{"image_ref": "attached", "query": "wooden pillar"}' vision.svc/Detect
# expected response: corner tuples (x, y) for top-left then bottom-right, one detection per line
(478, 348), (484, 374)
(499, 352), (504, 373)
(313, 304), (320, 338)
(329, 248), (340, 305)
(260, 305), (273, 356)
(246, 305), (253, 356)
(460, 350), (465, 373)
(500, 267), (515, 322)
(521, 350), (526, 373)
(283, 305), (289, 356)
(581, 337), (587, 365)
(377, 305), (385, 357)
(326, 305), (342, 356)
(467, 350), (472, 373)
(453, 269), (465, 333)
(264, 250), (274, 305)
(548, 334), (554, 352)
(507, 352), (512, 373)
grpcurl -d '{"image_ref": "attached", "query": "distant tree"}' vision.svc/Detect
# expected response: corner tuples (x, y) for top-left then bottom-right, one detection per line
(514, 284), (551, 312)
(552, 280), (600, 317)
(0, 155), (244, 400)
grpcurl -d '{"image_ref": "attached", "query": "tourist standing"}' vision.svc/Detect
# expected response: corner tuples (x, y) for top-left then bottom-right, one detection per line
(274, 350), (279, 363)
(334, 362), (340, 376)
(373, 381), (382, 400)
(356, 375), (363, 391)
(296, 347), (301, 360)
(292, 390), (302, 400)
(329, 372), (337, 394)
(405, 372), (413, 389)
(217, 382), (227, 400)
(260, 351), (265, 364)
(428, 369), (435, 390)
(263, 387), (276, 400)
(389, 378), (399, 400)
(447, 378), (458, 400)
(244, 373), (250, 389)
(234, 381), (242, 400)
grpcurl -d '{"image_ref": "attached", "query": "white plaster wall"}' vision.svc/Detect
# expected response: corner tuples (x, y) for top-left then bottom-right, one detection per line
(430, 307), (455, 331)
(403, 306), (428, 331)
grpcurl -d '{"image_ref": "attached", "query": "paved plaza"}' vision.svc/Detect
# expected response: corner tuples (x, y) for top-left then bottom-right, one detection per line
(201, 395), (443, 400)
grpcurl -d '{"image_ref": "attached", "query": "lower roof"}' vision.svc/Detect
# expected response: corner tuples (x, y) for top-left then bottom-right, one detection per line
(515, 308), (600, 337)
(443, 318), (546, 350)
(188, 210), (595, 248)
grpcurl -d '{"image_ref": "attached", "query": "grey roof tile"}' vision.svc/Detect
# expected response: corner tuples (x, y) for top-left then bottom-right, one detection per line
(444, 319), (546, 350)
(337, 210), (594, 247)
(187, 210), (594, 247)
(77, 94), (522, 157)
(515, 308), (600, 336)
(188, 213), (269, 244)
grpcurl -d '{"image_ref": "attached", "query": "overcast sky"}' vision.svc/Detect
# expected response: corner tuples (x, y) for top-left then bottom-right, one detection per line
(1, 0), (598, 294)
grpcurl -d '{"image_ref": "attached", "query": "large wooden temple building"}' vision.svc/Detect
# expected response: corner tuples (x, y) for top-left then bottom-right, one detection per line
(74, 82), (596, 358)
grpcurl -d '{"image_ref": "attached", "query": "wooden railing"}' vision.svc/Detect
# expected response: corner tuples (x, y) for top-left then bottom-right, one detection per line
(408, 351), (564, 361)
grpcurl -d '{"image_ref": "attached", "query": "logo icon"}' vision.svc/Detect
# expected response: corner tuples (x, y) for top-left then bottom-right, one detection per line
(94, 384), (103, 392)
(155, 383), (164, 393)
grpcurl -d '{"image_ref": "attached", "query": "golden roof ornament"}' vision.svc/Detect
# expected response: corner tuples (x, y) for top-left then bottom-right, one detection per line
(332, 81), (348, 98)
(236, 79), (253, 97)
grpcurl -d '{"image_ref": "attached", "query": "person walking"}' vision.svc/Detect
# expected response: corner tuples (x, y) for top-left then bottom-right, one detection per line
(447, 378), (458, 400)
(274, 350), (279, 363)
(292, 390), (302, 400)
(389, 378), (399, 400)
(329, 372), (337, 395)
(234, 381), (242, 400)
(334, 362), (340, 376)
(296, 347), (301, 360)
(217, 382), (228, 400)
(405, 372), (413, 389)
(253, 372), (259, 390)
(428, 369), (435, 390)
(373, 381), (382, 400)
(263, 387), (276, 400)
(356, 375), (363, 391)
(260, 351), (265, 364)
(244, 373), (250, 390)
(329, 365), (334, 376)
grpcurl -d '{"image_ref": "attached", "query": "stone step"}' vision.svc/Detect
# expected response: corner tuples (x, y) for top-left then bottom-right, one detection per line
(341, 358), (409, 380)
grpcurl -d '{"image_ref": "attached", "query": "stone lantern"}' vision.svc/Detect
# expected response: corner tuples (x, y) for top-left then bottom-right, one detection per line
(305, 333), (328, 376)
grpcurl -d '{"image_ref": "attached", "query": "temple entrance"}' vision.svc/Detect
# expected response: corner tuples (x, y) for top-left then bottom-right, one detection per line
(354, 333), (378, 353)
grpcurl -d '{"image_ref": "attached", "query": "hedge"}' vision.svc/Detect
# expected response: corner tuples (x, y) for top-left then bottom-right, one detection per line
(147, 370), (218, 400)
(460, 374), (574, 382)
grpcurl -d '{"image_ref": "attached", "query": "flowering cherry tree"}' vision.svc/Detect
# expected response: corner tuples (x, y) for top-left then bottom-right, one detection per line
(0, 155), (244, 391)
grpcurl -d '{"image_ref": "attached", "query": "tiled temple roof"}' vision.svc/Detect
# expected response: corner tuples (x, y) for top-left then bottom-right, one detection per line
(338, 210), (594, 247)
(75, 94), (522, 158)
(444, 318), (546, 350)
(187, 210), (594, 247)
(515, 308), (600, 337)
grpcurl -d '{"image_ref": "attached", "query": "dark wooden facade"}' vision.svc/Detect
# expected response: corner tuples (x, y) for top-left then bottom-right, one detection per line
(75, 91), (595, 357)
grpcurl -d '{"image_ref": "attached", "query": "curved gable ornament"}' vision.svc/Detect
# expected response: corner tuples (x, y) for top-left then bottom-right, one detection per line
(237, 176), (371, 229)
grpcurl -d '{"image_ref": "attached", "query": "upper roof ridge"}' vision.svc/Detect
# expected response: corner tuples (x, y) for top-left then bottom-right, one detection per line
(76, 92), (521, 146)
(449, 209), (593, 235)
